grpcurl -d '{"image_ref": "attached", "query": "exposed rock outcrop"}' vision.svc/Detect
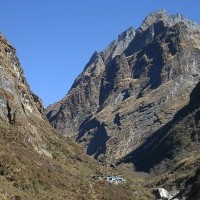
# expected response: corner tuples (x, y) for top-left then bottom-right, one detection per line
(118, 81), (200, 171)
(47, 27), (135, 138)
(46, 10), (200, 166)
(116, 81), (200, 199)
(0, 33), (44, 121)
(153, 188), (180, 200)
(0, 33), (151, 199)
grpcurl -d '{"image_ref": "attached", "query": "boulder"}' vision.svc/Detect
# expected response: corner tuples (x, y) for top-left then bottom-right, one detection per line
(154, 188), (169, 200)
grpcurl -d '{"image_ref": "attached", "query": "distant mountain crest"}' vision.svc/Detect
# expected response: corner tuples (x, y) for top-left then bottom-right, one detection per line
(46, 10), (200, 167)
(102, 26), (135, 63)
(140, 9), (200, 32)
(140, 9), (169, 31)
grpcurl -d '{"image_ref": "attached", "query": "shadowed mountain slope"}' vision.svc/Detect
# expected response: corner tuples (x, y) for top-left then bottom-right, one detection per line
(46, 10), (200, 166)
(119, 81), (200, 199)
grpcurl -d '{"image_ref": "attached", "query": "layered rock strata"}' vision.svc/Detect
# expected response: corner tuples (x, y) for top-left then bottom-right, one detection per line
(47, 10), (200, 165)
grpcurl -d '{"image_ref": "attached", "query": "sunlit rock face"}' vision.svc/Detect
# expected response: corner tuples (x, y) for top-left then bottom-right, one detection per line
(0, 35), (43, 122)
(0, 33), (52, 156)
(0, 34), (44, 123)
(46, 10), (200, 164)
(46, 27), (136, 137)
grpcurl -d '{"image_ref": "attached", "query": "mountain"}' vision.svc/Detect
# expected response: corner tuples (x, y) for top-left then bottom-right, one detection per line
(46, 9), (200, 166)
(119, 81), (200, 172)
(0, 34), (152, 199)
(118, 80), (200, 198)
(46, 26), (135, 138)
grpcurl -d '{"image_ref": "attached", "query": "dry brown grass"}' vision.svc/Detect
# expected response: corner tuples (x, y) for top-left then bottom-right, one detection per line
(145, 152), (200, 191)
(0, 119), (153, 200)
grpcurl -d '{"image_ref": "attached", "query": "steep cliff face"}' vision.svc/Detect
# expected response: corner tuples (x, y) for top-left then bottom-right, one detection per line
(116, 81), (200, 199)
(0, 33), (44, 122)
(0, 34), (151, 200)
(118, 81), (200, 172)
(46, 10), (200, 164)
(0, 33), (50, 157)
(46, 27), (135, 137)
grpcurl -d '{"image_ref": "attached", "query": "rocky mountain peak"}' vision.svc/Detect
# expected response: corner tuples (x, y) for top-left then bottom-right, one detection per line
(172, 14), (200, 33)
(83, 51), (102, 72)
(102, 27), (135, 63)
(82, 27), (135, 74)
(140, 9), (169, 31)
(140, 9), (200, 33)
(78, 27), (135, 82)
(47, 10), (200, 167)
(117, 26), (135, 41)
(46, 26), (136, 137)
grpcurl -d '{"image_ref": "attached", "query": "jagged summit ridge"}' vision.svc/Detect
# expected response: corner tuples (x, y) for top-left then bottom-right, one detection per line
(84, 26), (135, 71)
(102, 26), (135, 64)
(140, 9), (200, 32)
(69, 27), (135, 91)
(140, 9), (169, 31)
(46, 10), (200, 166)
(46, 26), (136, 136)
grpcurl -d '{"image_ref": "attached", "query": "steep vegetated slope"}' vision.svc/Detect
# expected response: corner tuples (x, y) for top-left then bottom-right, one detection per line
(119, 81), (200, 172)
(119, 81), (200, 198)
(0, 34), (152, 199)
(46, 9), (200, 166)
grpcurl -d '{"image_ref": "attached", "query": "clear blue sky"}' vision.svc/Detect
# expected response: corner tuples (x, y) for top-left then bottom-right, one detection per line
(0, 0), (199, 107)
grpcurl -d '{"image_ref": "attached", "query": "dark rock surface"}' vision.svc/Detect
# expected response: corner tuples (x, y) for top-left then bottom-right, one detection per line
(46, 26), (135, 138)
(46, 10), (200, 166)
(0, 33), (49, 155)
(118, 81), (200, 171)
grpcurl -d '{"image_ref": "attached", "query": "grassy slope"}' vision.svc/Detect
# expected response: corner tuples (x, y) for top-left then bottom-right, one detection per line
(0, 118), (153, 200)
